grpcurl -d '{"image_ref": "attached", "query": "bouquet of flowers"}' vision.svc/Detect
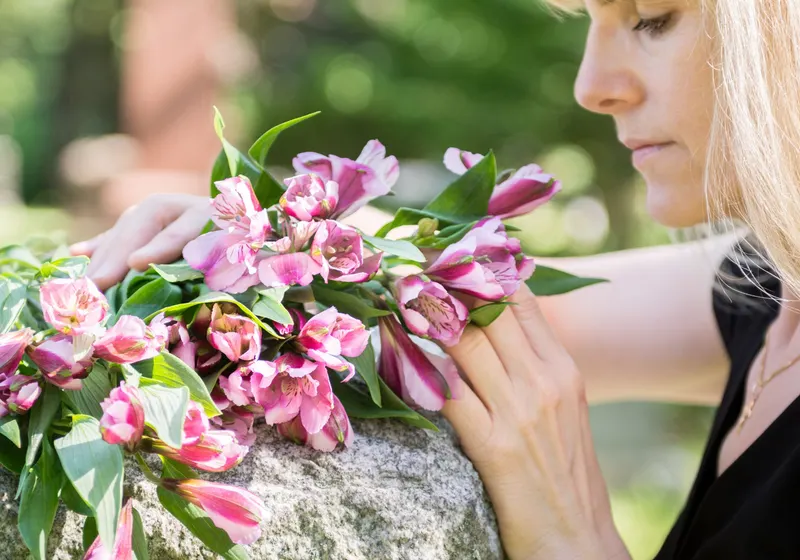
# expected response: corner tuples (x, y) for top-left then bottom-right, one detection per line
(0, 110), (603, 559)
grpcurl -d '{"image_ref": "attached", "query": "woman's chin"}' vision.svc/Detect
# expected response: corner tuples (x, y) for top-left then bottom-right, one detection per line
(645, 185), (709, 229)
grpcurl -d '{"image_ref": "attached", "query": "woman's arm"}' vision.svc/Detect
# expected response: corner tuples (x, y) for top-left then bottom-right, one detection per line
(537, 234), (735, 405)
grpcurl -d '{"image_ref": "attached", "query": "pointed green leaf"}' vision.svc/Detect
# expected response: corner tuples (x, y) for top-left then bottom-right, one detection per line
(18, 438), (64, 560)
(361, 234), (426, 263)
(346, 343), (381, 406)
(525, 265), (608, 296)
(0, 431), (25, 473)
(150, 262), (205, 283)
(132, 506), (150, 560)
(311, 284), (391, 323)
(134, 352), (221, 417)
(61, 362), (112, 419)
(331, 376), (438, 431)
(138, 384), (190, 449)
(0, 273), (26, 333)
(251, 285), (292, 325)
(55, 415), (124, 551)
(37, 256), (90, 280)
(0, 416), (21, 447)
(61, 478), (94, 516)
(116, 278), (182, 322)
(424, 151), (496, 217)
(469, 302), (515, 327)
(26, 383), (61, 467)
(248, 111), (320, 166)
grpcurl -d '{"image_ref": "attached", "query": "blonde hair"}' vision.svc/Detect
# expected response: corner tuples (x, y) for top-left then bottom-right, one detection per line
(542, 0), (800, 302)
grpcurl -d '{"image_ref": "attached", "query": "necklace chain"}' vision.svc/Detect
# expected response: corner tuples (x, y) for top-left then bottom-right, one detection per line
(736, 330), (800, 432)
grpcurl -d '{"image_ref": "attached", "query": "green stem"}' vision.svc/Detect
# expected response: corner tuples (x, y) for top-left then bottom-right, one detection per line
(134, 453), (162, 485)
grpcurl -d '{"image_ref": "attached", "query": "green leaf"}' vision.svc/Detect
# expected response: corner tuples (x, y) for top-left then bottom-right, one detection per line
(157, 458), (251, 560)
(82, 516), (98, 552)
(134, 352), (221, 417)
(211, 107), (263, 189)
(248, 111), (320, 166)
(117, 278), (183, 322)
(138, 384), (190, 449)
(347, 343), (380, 406)
(0, 431), (25, 473)
(251, 286), (292, 325)
(26, 383), (61, 467)
(0, 245), (41, 270)
(361, 234), (425, 263)
(37, 256), (90, 280)
(469, 302), (515, 327)
(311, 284), (391, 323)
(525, 265), (608, 296)
(148, 291), (281, 338)
(332, 376), (438, 431)
(150, 262), (205, 283)
(104, 284), (120, 315)
(0, 273), (26, 333)
(61, 362), (112, 419)
(0, 416), (21, 447)
(424, 151), (497, 218)
(18, 438), (64, 560)
(132, 506), (150, 560)
(55, 415), (124, 551)
(61, 478), (94, 516)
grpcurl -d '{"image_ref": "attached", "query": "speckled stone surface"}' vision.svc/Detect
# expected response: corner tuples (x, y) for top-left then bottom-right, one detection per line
(1, 416), (502, 560)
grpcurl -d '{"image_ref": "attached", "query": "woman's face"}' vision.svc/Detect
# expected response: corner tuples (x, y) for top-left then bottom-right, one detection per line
(574, 0), (714, 227)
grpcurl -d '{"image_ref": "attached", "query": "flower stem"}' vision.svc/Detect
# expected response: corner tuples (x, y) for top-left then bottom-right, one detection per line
(134, 453), (162, 485)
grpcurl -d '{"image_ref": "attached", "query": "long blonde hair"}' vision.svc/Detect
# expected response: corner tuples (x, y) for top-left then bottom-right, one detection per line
(543, 0), (800, 301)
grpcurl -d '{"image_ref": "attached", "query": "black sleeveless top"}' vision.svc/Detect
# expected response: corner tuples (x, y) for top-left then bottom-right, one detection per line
(654, 250), (800, 559)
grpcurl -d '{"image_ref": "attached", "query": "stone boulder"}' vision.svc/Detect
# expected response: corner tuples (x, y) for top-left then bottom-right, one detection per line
(1, 416), (502, 559)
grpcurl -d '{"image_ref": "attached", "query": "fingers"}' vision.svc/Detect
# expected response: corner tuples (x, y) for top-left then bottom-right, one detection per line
(440, 383), (492, 447)
(128, 201), (210, 271)
(69, 232), (107, 258)
(509, 284), (560, 360)
(446, 326), (515, 412)
(480, 305), (540, 385)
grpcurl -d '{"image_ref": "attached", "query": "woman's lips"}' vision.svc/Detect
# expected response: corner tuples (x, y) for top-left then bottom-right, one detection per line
(631, 142), (675, 168)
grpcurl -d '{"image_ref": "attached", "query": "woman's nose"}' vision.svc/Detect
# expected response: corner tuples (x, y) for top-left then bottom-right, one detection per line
(573, 31), (644, 115)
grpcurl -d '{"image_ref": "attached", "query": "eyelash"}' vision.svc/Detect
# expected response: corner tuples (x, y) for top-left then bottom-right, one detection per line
(633, 13), (673, 36)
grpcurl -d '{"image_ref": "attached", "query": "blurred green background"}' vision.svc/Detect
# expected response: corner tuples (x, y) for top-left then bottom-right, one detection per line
(0, 0), (713, 557)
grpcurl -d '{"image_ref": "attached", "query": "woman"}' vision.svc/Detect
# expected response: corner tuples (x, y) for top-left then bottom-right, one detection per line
(71, 0), (800, 557)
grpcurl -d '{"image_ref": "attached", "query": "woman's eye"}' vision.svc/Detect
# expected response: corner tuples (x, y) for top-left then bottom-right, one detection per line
(632, 13), (673, 36)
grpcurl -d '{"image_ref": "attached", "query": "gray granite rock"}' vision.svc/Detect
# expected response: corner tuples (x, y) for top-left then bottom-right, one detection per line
(1, 416), (502, 560)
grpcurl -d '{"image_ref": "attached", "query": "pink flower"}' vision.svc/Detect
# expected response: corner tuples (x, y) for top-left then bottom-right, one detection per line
(218, 366), (254, 407)
(293, 140), (399, 219)
(310, 220), (381, 283)
(83, 499), (135, 560)
(211, 176), (263, 234)
(0, 328), (33, 376)
(257, 252), (321, 288)
(211, 406), (257, 447)
(295, 307), (369, 381)
(154, 428), (248, 473)
(161, 479), (268, 545)
(93, 315), (167, 364)
(277, 395), (354, 452)
(99, 381), (145, 451)
(183, 231), (262, 294)
(28, 334), (94, 390)
(378, 315), (460, 411)
(443, 147), (560, 219)
(274, 308), (308, 336)
(249, 355), (334, 434)
(394, 275), (469, 347)
(40, 277), (108, 335)
(207, 304), (262, 363)
(424, 218), (534, 301)
(0, 374), (41, 417)
(280, 174), (339, 221)
(443, 147), (484, 175)
(183, 401), (211, 442)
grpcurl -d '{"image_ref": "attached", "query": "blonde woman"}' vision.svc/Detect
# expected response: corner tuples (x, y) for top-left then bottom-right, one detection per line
(74, 0), (800, 557)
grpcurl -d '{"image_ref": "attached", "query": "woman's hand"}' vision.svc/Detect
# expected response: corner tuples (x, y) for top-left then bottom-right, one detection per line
(70, 194), (211, 290)
(441, 286), (630, 560)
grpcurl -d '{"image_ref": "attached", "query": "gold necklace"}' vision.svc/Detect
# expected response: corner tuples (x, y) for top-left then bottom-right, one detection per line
(736, 330), (800, 432)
